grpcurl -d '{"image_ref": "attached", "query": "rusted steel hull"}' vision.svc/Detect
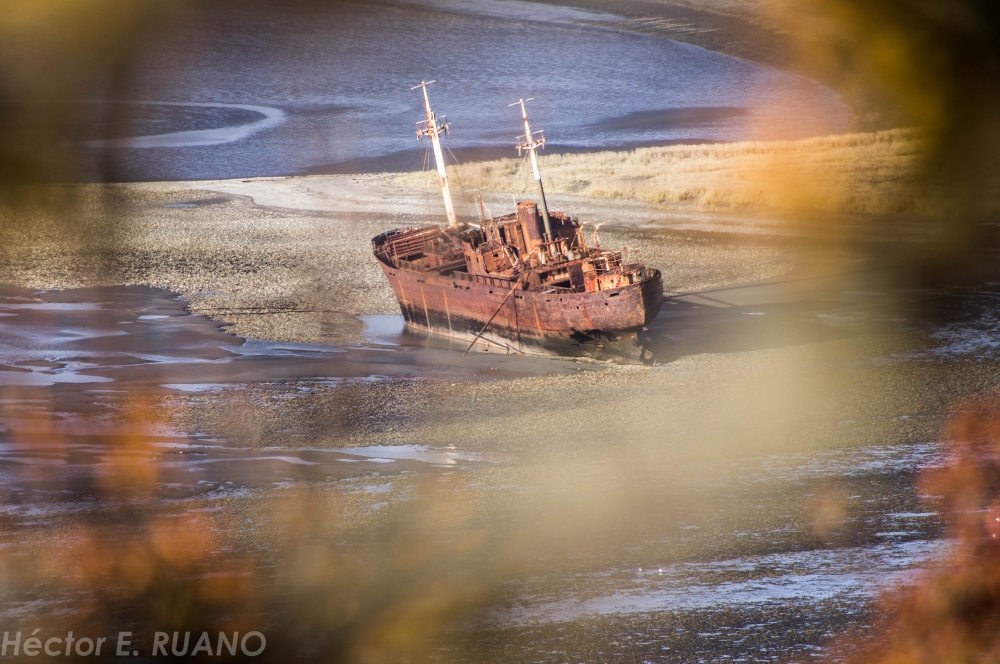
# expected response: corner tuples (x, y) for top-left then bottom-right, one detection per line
(375, 258), (663, 360)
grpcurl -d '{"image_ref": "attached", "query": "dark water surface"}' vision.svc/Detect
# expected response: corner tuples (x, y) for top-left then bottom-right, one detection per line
(79, 0), (849, 181)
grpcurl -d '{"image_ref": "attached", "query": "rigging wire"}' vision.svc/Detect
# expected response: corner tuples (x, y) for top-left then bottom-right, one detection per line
(442, 139), (477, 220)
(420, 142), (434, 220)
(513, 153), (529, 198)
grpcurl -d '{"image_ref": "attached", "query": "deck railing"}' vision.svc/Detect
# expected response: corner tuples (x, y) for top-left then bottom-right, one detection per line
(451, 271), (517, 289)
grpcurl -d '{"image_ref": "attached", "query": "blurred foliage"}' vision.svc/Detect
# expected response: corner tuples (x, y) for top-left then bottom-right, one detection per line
(767, 0), (1000, 275)
(0, 0), (189, 188)
(4, 1), (1000, 662)
(838, 391), (1000, 663)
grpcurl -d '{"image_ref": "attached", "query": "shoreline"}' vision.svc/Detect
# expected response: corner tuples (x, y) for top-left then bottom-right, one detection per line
(536, 0), (794, 72)
(60, 1), (856, 187)
(64, 139), (728, 185)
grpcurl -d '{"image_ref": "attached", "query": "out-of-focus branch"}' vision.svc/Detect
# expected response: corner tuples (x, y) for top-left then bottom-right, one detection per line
(0, 0), (189, 189)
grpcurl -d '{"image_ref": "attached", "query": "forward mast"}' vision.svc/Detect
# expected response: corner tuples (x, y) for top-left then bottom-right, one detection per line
(413, 80), (457, 228)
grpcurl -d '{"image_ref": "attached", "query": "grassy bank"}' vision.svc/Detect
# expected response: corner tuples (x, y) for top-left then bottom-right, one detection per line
(399, 129), (926, 216)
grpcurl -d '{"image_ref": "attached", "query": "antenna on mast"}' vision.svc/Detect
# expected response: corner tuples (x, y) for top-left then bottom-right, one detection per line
(510, 98), (552, 241)
(413, 80), (457, 229)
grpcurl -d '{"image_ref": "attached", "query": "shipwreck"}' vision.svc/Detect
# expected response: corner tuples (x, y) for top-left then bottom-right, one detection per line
(372, 81), (663, 362)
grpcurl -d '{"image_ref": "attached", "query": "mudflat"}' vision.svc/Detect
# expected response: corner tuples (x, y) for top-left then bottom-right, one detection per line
(0, 174), (988, 661)
(0, 175), (800, 345)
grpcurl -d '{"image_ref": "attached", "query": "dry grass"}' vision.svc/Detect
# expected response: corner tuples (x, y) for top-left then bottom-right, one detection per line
(399, 129), (928, 216)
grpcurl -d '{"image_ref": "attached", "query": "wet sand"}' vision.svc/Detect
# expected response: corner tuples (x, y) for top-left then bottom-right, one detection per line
(0, 175), (799, 346)
(2, 176), (997, 661)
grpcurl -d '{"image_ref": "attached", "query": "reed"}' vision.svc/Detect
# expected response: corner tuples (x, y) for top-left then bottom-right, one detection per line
(400, 129), (927, 216)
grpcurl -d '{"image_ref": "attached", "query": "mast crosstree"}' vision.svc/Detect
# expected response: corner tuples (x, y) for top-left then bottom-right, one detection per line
(413, 80), (457, 228)
(511, 98), (552, 241)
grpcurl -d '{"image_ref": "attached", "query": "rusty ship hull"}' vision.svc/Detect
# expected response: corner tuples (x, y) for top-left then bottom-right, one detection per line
(374, 242), (663, 359)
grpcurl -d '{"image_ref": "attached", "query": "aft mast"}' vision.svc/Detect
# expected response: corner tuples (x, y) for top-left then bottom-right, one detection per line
(511, 98), (552, 241)
(413, 80), (457, 229)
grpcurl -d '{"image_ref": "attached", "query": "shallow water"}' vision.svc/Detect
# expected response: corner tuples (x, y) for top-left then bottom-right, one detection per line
(5, 280), (992, 661)
(492, 439), (948, 626)
(78, 0), (849, 181)
(0, 285), (582, 390)
(0, 284), (578, 499)
(499, 539), (946, 625)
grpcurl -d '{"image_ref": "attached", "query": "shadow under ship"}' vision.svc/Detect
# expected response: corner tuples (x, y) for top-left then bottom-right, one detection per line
(372, 82), (663, 362)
